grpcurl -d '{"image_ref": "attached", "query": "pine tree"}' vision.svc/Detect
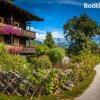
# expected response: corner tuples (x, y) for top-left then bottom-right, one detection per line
(44, 32), (55, 48)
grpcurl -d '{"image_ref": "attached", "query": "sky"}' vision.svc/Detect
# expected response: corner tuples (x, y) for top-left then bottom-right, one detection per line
(14, 0), (100, 41)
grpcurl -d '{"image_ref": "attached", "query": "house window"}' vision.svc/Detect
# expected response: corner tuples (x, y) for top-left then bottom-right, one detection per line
(0, 17), (4, 23)
(26, 39), (30, 47)
(14, 22), (19, 27)
(14, 37), (19, 45)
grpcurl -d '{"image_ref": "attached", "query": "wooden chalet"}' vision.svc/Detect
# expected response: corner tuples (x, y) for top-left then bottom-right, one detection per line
(0, 0), (43, 54)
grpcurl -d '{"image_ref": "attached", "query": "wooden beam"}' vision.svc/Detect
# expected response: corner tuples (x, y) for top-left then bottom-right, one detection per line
(11, 15), (13, 25)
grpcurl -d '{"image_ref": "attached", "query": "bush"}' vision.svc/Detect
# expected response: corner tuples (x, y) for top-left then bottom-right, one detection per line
(0, 53), (30, 74)
(36, 45), (49, 56)
(44, 68), (66, 95)
(0, 44), (31, 77)
(0, 43), (6, 52)
(66, 53), (100, 84)
(48, 48), (65, 64)
(45, 69), (60, 95)
(29, 55), (53, 70)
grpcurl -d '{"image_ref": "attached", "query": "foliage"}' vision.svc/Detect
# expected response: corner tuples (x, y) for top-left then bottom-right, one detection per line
(44, 32), (55, 48)
(90, 41), (99, 53)
(44, 69), (61, 95)
(28, 54), (68, 95)
(62, 70), (96, 98)
(67, 53), (100, 84)
(0, 93), (56, 100)
(29, 52), (100, 96)
(0, 44), (66, 96)
(29, 55), (53, 70)
(64, 14), (99, 55)
(0, 53), (30, 75)
(0, 23), (33, 38)
(43, 68), (68, 96)
(36, 44), (49, 57)
(0, 43), (6, 53)
(48, 48), (65, 64)
(0, 44), (32, 78)
(0, 43), (99, 98)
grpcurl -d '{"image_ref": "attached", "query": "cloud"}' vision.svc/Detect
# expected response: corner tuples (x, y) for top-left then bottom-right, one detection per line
(26, 26), (46, 40)
(15, 0), (83, 6)
(51, 31), (64, 38)
(26, 26), (64, 40)
(57, 0), (83, 6)
(26, 26), (46, 34)
(36, 31), (64, 40)
(36, 32), (46, 40)
(37, 31), (64, 39)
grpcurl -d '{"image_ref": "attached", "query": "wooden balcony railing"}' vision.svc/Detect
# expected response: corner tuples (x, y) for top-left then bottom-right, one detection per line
(6, 45), (35, 54)
(20, 47), (36, 54)
(0, 23), (36, 39)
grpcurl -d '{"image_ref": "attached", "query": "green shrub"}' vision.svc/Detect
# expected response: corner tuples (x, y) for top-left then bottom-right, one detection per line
(36, 45), (49, 56)
(67, 53), (100, 84)
(48, 48), (65, 64)
(0, 45), (32, 78)
(0, 43), (6, 52)
(0, 53), (31, 75)
(30, 55), (53, 69)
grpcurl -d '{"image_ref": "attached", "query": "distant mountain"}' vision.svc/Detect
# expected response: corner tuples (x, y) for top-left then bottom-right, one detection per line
(54, 38), (68, 48)
(35, 38), (69, 48)
(35, 38), (44, 43)
(35, 40), (43, 45)
(35, 37), (100, 48)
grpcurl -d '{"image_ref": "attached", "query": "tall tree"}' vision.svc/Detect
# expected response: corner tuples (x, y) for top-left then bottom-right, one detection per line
(64, 14), (99, 55)
(44, 32), (55, 48)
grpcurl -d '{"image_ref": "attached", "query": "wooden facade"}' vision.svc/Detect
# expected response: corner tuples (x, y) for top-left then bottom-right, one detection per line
(0, 0), (43, 54)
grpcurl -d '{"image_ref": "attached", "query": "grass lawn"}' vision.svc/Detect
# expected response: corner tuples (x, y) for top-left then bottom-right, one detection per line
(0, 93), (57, 100)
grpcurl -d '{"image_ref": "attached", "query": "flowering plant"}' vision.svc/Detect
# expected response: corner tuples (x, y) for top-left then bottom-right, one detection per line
(0, 23), (35, 38)
(6, 46), (23, 54)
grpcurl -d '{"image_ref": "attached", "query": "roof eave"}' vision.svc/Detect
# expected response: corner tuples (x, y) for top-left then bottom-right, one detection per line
(1, 0), (44, 21)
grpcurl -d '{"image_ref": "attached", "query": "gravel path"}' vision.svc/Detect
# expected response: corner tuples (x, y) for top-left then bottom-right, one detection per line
(75, 64), (100, 100)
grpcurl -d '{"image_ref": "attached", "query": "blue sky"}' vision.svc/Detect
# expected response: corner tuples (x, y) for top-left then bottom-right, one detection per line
(14, 0), (100, 40)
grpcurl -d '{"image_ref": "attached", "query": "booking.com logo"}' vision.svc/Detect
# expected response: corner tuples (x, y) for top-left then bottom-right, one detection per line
(84, 3), (100, 8)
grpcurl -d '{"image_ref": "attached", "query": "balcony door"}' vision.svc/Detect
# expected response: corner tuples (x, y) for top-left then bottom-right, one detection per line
(14, 37), (19, 45)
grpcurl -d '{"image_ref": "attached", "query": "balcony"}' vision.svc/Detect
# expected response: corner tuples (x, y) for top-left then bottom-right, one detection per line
(20, 47), (36, 54)
(6, 45), (35, 54)
(0, 23), (36, 39)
